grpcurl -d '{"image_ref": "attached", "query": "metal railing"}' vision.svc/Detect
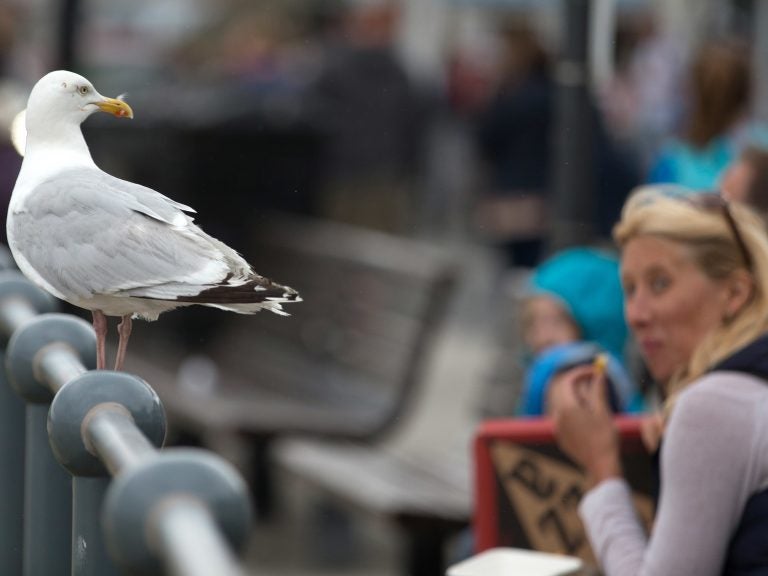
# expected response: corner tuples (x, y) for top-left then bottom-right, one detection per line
(0, 266), (252, 576)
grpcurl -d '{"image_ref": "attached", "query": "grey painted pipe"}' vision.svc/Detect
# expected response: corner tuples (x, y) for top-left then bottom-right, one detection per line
(6, 312), (251, 576)
(24, 404), (71, 576)
(103, 450), (251, 575)
(155, 497), (246, 576)
(6, 314), (96, 576)
(72, 477), (118, 576)
(85, 405), (158, 476)
(0, 272), (56, 575)
(48, 371), (166, 576)
(0, 350), (26, 576)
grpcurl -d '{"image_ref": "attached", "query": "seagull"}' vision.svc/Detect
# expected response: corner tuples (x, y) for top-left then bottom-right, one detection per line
(7, 70), (300, 370)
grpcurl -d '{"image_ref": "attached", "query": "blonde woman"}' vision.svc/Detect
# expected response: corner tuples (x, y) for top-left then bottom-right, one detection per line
(550, 187), (768, 575)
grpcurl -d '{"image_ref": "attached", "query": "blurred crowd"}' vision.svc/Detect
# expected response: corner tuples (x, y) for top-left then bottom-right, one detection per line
(0, 0), (766, 419)
(0, 0), (766, 422)
(0, 1), (758, 242)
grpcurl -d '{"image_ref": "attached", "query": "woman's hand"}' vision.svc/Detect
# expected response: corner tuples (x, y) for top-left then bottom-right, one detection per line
(548, 364), (622, 487)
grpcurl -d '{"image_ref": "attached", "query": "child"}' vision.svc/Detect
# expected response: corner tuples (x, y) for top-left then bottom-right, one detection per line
(517, 247), (642, 415)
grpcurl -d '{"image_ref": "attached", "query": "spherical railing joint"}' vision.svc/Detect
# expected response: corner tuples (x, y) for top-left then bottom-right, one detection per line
(0, 270), (57, 317)
(48, 371), (166, 476)
(103, 449), (252, 575)
(5, 314), (96, 402)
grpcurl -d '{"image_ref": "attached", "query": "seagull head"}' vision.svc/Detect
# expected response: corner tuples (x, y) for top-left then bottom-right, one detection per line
(24, 70), (133, 140)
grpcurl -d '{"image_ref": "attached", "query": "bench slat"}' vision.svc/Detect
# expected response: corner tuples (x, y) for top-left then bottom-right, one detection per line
(276, 438), (471, 522)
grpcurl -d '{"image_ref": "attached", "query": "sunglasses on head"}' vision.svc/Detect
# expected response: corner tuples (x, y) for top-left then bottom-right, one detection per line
(688, 192), (753, 271)
(634, 187), (753, 271)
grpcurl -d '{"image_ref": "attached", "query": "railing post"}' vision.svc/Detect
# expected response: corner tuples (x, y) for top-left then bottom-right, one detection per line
(0, 271), (56, 576)
(5, 306), (253, 576)
(0, 346), (25, 573)
(47, 370), (251, 576)
(6, 314), (96, 576)
(48, 371), (166, 576)
(72, 477), (115, 576)
(23, 404), (73, 576)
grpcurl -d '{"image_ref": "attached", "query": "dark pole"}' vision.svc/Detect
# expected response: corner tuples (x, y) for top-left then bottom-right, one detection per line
(56, 0), (81, 71)
(549, 0), (595, 252)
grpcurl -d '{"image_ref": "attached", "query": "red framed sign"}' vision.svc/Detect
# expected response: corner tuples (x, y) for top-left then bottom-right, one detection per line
(473, 416), (655, 566)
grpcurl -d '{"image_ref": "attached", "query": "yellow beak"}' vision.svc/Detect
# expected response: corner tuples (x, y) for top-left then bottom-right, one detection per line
(95, 97), (134, 119)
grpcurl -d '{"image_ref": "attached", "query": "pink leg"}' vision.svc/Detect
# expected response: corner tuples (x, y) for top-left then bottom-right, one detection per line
(92, 310), (108, 370)
(115, 315), (133, 371)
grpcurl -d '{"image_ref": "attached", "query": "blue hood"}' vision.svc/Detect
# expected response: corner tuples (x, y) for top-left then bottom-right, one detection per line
(529, 247), (628, 363)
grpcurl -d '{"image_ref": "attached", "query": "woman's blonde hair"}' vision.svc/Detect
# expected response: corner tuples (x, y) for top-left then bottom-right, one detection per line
(613, 186), (768, 397)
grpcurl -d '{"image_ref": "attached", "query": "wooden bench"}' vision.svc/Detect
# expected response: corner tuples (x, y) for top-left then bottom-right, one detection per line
(125, 212), (459, 516)
(264, 247), (510, 576)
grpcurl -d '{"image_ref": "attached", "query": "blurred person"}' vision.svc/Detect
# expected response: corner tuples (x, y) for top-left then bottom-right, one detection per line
(472, 20), (554, 268)
(473, 19), (639, 268)
(462, 246), (640, 565)
(170, 0), (307, 86)
(517, 247), (640, 416)
(480, 247), (641, 419)
(721, 145), (768, 217)
(647, 39), (768, 189)
(551, 187), (768, 575)
(598, 13), (686, 171)
(306, 0), (426, 233)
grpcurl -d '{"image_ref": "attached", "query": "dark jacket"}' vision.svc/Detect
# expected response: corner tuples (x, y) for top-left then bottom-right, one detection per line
(711, 334), (768, 576)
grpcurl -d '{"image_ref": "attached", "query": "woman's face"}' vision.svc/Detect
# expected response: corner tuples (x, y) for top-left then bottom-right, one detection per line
(621, 236), (731, 383)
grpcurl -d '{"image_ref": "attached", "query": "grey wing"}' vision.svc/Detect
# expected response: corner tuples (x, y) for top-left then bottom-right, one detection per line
(11, 169), (249, 300)
(108, 172), (197, 226)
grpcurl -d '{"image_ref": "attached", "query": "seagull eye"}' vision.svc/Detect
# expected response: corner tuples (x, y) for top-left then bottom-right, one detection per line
(78, 85), (90, 95)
